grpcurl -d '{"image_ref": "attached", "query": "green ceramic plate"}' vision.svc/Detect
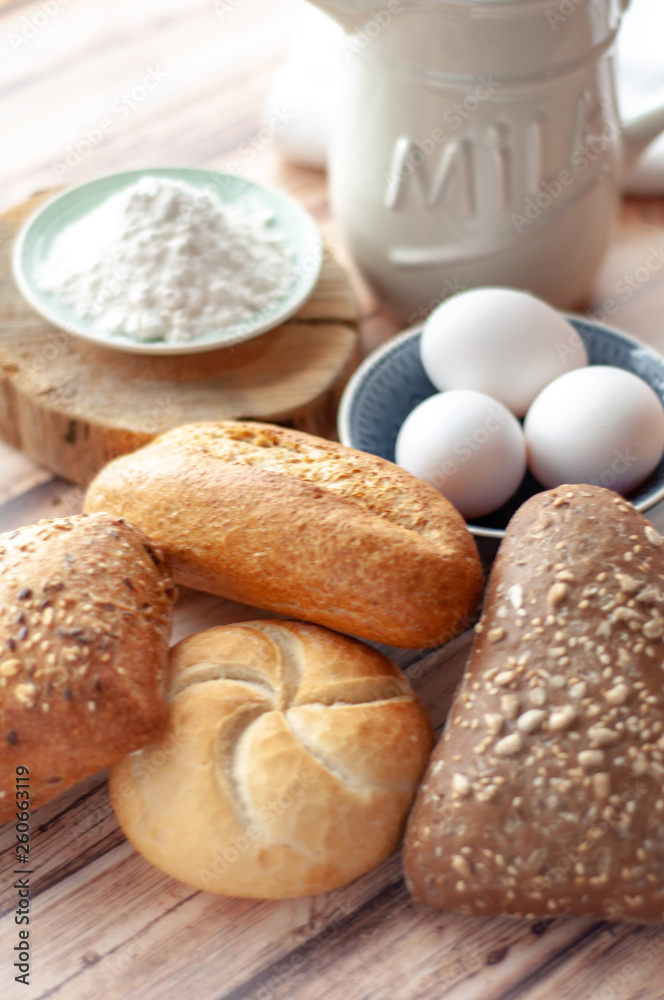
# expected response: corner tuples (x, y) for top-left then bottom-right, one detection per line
(12, 167), (323, 356)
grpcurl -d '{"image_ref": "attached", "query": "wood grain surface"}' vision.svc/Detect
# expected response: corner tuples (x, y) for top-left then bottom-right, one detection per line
(2, 1), (664, 999)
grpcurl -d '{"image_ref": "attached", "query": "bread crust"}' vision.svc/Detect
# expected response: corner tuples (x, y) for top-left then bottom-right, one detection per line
(0, 513), (175, 823)
(110, 620), (435, 898)
(405, 485), (664, 923)
(83, 421), (483, 648)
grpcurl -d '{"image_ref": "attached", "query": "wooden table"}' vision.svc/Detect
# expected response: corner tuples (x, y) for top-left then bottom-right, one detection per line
(3, 2), (664, 998)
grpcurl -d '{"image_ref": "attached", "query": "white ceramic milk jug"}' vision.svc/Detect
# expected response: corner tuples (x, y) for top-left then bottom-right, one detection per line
(308, 0), (664, 320)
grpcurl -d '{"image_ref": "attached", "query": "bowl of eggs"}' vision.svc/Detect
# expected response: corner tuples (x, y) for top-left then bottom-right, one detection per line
(338, 287), (664, 538)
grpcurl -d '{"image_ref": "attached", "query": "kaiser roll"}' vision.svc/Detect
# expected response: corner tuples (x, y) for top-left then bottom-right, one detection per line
(110, 619), (435, 897)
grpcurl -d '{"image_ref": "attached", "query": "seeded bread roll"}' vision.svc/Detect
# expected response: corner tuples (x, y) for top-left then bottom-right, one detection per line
(404, 485), (664, 923)
(110, 620), (435, 897)
(0, 514), (175, 824)
(83, 420), (483, 649)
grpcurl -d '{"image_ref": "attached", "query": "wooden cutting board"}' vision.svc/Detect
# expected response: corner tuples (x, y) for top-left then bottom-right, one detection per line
(0, 193), (360, 485)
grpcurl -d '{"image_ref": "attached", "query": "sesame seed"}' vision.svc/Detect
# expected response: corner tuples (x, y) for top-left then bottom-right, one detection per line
(501, 693), (520, 719)
(452, 773), (471, 797)
(516, 709), (546, 734)
(605, 683), (630, 706)
(643, 618), (664, 639)
(0, 659), (21, 677)
(579, 750), (605, 769)
(452, 855), (472, 879)
(14, 683), (35, 706)
(484, 712), (504, 735)
(549, 705), (577, 731)
(487, 627), (506, 644)
(614, 607), (643, 625)
(636, 585), (662, 603)
(645, 526), (663, 547)
(495, 670), (516, 686)
(616, 573), (641, 594)
(587, 726), (620, 748)
(548, 583), (568, 606)
(494, 732), (524, 757)
(508, 585), (523, 609)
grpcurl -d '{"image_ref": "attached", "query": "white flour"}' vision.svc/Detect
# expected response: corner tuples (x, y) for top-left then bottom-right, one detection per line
(36, 176), (297, 344)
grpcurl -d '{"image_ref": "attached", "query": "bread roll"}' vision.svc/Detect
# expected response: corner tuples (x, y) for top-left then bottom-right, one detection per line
(404, 485), (664, 923)
(110, 620), (434, 898)
(0, 513), (175, 824)
(83, 420), (483, 649)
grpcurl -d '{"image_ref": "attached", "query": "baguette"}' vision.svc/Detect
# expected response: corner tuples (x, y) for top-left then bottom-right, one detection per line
(84, 420), (483, 648)
(404, 485), (664, 923)
(0, 513), (175, 824)
(110, 620), (435, 897)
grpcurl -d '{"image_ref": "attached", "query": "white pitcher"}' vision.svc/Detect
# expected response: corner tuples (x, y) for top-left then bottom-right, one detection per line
(308, 0), (664, 320)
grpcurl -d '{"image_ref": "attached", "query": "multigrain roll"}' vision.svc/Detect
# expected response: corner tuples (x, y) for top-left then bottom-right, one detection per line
(110, 620), (435, 898)
(0, 514), (175, 824)
(404, 485), (664, 923)
(83, 420), (483, 649)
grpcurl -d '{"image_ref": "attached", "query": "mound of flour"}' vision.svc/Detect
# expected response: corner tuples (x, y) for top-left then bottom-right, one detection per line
(36, 176), (297, 344)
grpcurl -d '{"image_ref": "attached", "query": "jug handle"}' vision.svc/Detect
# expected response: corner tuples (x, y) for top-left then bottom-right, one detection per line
(622, 97), (664, 173)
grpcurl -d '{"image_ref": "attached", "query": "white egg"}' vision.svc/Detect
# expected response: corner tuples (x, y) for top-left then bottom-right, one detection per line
(420, 287), (588, 417)
(395, 390), (527, 519)
(525, 365), (664, 493)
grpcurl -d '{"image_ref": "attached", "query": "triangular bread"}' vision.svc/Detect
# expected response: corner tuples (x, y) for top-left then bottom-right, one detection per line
(404, 484), (664, 923)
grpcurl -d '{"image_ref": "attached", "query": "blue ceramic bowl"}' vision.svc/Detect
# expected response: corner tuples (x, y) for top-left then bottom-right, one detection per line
(338, 315), (664, 538)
